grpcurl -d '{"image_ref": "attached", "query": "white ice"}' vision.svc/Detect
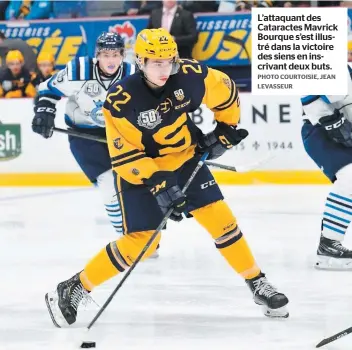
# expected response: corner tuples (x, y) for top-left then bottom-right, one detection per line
(1, 185), (352, 350)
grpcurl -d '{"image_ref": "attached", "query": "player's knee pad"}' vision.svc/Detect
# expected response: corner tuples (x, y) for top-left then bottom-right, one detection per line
(335, 163), (352, 193)
(191, 200), (238, 240)
(116, 230), (161, 265)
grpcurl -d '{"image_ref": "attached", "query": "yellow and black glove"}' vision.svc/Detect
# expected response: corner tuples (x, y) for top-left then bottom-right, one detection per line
(144, 171), (187, 222)
(197, 122), (248, 160)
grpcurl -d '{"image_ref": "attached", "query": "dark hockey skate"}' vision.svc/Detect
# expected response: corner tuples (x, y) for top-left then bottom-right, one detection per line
(45, 273), (92, 328)
(246, 272), (289, 318)
(316, 235), (352, 270)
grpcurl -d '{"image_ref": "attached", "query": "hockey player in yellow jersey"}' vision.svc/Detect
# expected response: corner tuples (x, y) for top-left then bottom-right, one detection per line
(45, 28), (289, 327)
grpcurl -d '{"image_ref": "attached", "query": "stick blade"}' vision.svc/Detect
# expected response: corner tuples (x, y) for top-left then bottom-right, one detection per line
(315, 339), (327, 348)
(315, 327), (352, 348)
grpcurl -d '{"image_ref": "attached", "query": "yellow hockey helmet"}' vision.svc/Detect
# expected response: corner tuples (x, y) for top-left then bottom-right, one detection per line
(6, 50), (24, 63)
(135, 28), (179, 74)
(37, 52), (55, 65)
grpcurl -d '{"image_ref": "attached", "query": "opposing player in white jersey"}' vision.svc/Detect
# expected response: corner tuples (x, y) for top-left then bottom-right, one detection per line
(301, 65), (352, 269)
(32, 32), (135, 236)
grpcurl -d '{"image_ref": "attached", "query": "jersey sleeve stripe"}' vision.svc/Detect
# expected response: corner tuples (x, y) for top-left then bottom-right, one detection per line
(111, 153), (146, 168)
(213, 80), (237, 111)
(38, 90), (61, 100)
(301, 95), (320, 105)
(320, 95), (331, 104)
(111, 149), (141, 162)
(79, 57), (86, 81)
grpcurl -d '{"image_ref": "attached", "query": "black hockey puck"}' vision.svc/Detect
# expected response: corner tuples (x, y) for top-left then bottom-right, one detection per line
(80, 341), (96, 348)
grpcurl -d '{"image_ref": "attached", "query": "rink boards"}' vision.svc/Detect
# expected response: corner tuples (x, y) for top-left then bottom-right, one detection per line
(0, 94), (328, 186)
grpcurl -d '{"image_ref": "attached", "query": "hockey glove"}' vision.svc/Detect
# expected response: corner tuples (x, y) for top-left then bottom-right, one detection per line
(32, 99), (56, 138)
(319, 109), (352, 147)
(144, 171), (187, 222)
(197, 122), (248, 160)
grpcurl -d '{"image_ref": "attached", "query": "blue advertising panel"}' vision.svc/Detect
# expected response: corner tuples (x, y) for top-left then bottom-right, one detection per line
(0, 12), (251, 68)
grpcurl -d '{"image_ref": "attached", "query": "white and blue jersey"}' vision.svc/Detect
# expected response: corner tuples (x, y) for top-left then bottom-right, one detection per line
(38, 57), (135, 129)
(37, 57), (135, 236)
(301, 65), (352, 125)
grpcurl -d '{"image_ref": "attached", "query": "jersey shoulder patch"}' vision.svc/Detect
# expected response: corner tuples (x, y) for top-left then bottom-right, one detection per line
(67, 56), (94, 81)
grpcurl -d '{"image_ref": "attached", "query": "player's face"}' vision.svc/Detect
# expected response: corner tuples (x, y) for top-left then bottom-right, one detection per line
(98, 50), (123, 75)
(7, 60), (22, 75)
(38, 61), (54, 77)
(144, 58), (173, 87)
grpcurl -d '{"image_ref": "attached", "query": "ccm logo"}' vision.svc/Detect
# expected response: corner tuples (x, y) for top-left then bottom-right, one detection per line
(37, 107), (55, 113)
(201, 180), (216, 189)
(325, 117), (345, 130)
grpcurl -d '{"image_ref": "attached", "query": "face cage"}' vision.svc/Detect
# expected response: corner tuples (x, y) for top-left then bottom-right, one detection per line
(135, 55), (180, 75)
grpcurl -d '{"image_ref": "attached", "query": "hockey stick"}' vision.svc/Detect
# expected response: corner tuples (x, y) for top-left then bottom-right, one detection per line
(79, 25), (88, 56)
(206, 151), (274, 173)
(79, 152), (209, 348)
(224, 34), (251, 64)
(53, 127), (105, 143)
(316, 326), (352, 348)
(53, 127), (272, 173)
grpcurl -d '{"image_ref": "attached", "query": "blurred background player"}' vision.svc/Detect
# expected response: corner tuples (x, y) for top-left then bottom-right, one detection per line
(147, 0), (198, 58)
(32, 52), (56, 90)
(301, 77), (352, 270)
(32, 32), (134, 236)
(0, 49), (36, 98)
(45, 28), (289, 328)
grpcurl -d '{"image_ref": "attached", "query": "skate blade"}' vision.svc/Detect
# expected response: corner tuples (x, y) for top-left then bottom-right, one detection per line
(45, 291), (69, 328)
(315, 256), (352, 270)
(263, 305), (289, 319)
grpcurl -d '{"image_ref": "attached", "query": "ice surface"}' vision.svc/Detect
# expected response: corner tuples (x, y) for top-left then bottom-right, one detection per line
(1, 185), (351, 350)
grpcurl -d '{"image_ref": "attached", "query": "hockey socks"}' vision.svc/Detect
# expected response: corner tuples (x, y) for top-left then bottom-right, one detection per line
(322, 191), (352, 241)
(215, 228), (260, 279)
(192, 200), (260, 279)
(80, 231), (160, 290)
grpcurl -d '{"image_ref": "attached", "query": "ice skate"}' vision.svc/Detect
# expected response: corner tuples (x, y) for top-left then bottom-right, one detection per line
(246, 272), (289, 318)
(315, 236), (352, 270)
(45, 273), (92, 328)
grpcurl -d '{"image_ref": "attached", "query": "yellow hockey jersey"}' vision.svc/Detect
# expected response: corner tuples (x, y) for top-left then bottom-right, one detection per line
(103, 59), (240, 185)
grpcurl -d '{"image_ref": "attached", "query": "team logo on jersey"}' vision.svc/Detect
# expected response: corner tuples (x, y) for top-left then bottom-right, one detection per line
(222, 77), (232, 90)
(113, 138), (123, 150)
(85, 83), (101, 98)
(91, 100), (105, 127)
(174, 89), (184, 101)
(137, 109), (162, 129)
(158, 98), (172, 114)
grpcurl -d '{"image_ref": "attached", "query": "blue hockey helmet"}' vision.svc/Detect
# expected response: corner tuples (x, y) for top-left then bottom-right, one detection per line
(95, 32), (125, 56)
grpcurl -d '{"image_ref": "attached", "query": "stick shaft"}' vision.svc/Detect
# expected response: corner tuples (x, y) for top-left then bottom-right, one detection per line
(86, 152), (209, 331)
(316, 327), (352, 348)
(53, 127), (106, 143)
(54, 127), (242, 172)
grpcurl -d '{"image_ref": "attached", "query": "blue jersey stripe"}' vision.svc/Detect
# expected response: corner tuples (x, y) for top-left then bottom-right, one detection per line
(84, 56), (89, 80)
